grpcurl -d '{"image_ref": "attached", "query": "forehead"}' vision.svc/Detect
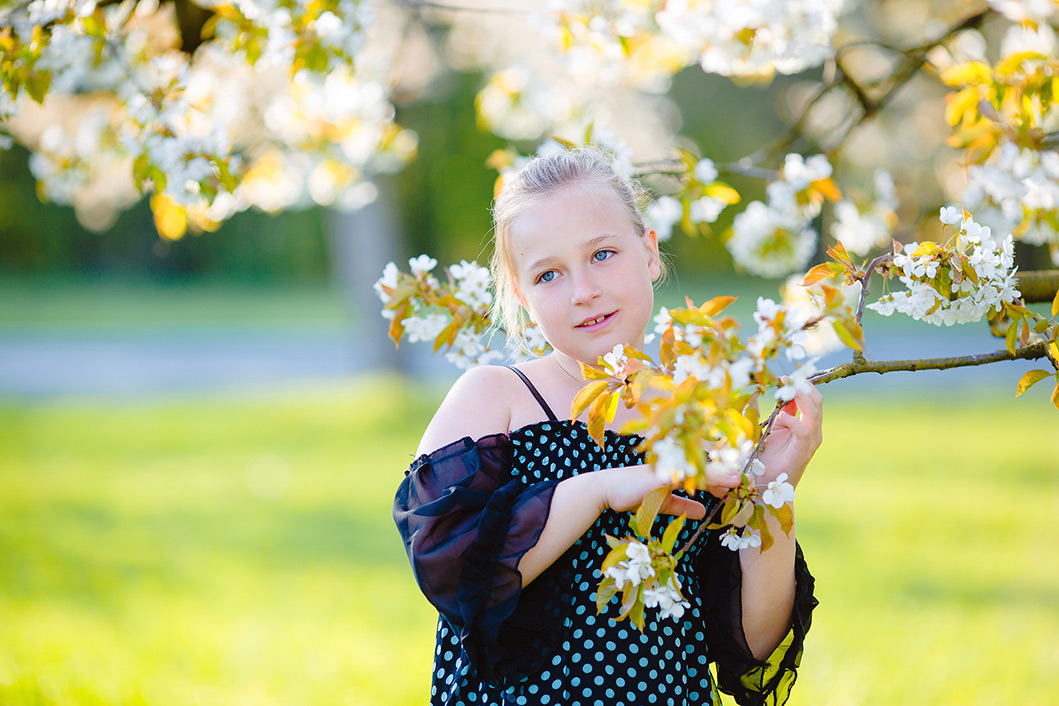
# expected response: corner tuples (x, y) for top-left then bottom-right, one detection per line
(508, 184), (637, 264)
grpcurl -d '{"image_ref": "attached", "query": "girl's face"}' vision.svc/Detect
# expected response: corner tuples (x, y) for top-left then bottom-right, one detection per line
(509, 183), (661, 365)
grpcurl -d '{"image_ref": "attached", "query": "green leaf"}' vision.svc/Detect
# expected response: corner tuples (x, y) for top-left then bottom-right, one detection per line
(636, 487), (668, 539)
(771, 503), (794, 536)
(731, 499), (754, 527)
(830, 319), (864, 353)
(1005, 319), (1018, 356)
(661, 514), (686, 554)
(629, 591), (646, 632)
(720, 496), (739, 525)
(748, 505), (773, 552)
(602, 543), (628, 572)
(595, 577), (618, 613)
(1016, 369), (1051, 398)
(432, 317), (459, 353)
(24, 69), (50, 104)
(618, 583), (637, 619)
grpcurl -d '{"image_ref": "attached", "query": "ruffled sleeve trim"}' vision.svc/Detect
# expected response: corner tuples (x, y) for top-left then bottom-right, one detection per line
(394, 434), (562, 684)
(698, 527), (818, 706)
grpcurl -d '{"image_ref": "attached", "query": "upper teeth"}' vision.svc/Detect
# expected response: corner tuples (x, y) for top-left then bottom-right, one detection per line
(582, 315), (605, 326)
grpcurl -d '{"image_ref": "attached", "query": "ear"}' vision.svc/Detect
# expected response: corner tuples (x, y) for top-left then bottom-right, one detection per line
(513, 282), (528, 309)
(643, 227), (662, 282)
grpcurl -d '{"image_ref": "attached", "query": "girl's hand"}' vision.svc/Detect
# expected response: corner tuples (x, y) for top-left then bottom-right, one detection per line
(755, 384), (824, 490)
(598, 463), (742, 520)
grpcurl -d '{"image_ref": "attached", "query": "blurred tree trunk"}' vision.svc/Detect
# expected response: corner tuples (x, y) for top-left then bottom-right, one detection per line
(326, 179), (410, 373)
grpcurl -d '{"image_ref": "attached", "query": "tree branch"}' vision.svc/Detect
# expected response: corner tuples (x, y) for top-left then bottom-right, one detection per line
(1016, 270), (1059, 304)
(808, 341), (1053, 385)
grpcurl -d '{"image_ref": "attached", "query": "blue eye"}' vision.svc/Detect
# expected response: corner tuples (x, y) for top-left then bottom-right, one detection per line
(537, 270), (556, 284)
(593, 249), (614, 262)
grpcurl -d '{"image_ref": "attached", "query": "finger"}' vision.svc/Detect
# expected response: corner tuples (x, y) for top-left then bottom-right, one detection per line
(705, 484), (729, 499)
(702, 465), (741, 490)
(661, 496), (706, 520)
(794, 384), (823, 420)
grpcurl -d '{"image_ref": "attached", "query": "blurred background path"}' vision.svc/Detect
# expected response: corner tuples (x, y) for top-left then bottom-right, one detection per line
(0, 316), (1039, 398)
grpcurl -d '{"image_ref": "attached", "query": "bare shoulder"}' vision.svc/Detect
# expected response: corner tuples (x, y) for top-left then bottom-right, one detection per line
(415, 365), (519, 457)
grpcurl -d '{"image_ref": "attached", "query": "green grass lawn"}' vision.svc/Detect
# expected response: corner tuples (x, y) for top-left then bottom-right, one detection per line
(1, 380), (1057, 705)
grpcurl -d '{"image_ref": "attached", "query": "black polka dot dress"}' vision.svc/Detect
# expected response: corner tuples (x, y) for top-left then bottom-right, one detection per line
(394, 371), (817, 706)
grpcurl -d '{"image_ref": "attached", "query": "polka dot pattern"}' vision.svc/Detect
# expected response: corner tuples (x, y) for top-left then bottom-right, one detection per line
(428, 421), (717, 706)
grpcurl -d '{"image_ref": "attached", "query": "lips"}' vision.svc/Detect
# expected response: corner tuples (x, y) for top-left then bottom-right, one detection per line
(576, 312), (615, 328)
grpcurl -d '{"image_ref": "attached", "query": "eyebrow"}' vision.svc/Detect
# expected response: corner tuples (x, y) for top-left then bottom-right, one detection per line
(525, 234), (621, 274)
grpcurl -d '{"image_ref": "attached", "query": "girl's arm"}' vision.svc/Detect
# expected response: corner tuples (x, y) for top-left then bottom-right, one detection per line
(737, 385), (823, 659)
(516, 465), (729, 587)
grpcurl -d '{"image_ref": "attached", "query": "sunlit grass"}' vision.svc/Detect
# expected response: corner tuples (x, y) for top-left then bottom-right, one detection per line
(1, 380), (1057, 705)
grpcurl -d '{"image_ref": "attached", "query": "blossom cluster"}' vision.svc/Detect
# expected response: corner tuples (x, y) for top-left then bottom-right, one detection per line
(0, 0), (415, 234)
(200, 0), (374, 74)
(987, 0), (1059, 24)
(868, 209), (1021, 326)
(653, 0), (839, 78)
(644, 156), (738, 241)
(961, 144), (1059, 261)
(603, 540), (655, 589)
(540, 0), (839, 83)
(459, 0), (840, 159)
(375, 257), (548, 369)
(728, 153), (836, 277)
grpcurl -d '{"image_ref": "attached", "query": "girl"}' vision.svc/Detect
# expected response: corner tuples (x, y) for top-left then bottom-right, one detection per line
(394, 148), (822, 706)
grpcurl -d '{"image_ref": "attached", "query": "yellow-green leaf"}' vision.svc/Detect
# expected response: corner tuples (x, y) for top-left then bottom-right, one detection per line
(699, 295), (738, 317)
(636, 486), (668, 539)
(832, 319), (864, 352)
(720, 496), (739, 525)
(433, 318), (459, 353)
(629, 595), (645, 632)
(602, 543), (628, 572)
(946, 87), (980, 126)
(587, 392), (609, 450)
(940, 61), (992, 87)
(1016, 369), (1050, 397)
(704, 182), (741, 204)
(1052, 286), (1059, 317)
(596, 577), (619, 613)
(1005, 319), (1018, 355)
(1053, 381), (1059, 411)
(661, 514), (686, 554)
(801, 262), (840, 287)
(772, 503), (794, 536)
(571, 380), (609, 420)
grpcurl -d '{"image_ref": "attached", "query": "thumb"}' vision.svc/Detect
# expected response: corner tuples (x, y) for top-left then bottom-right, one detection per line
(661, 495), (706, 520)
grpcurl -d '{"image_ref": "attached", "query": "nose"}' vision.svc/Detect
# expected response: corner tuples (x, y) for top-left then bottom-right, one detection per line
(569, 269), (602, 306)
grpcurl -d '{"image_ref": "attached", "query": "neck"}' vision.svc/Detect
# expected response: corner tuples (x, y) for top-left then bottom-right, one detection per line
(551, 351), (586, 388)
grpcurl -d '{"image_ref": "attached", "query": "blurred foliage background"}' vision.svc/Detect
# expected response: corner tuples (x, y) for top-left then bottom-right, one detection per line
(0, 68), (781, 285)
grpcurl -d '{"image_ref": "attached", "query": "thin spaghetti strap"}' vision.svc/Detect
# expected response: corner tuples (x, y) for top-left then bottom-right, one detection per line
(505, 366), (559, 422)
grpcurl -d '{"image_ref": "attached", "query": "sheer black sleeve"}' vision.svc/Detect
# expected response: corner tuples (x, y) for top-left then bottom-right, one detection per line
(697, 527), (818, 706)
(393, 434), (563, 684)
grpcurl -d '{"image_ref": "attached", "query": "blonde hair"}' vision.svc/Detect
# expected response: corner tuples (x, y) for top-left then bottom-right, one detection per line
(490, 146), (657, 351)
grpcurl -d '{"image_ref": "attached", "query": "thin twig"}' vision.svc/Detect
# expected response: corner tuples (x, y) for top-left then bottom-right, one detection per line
(855, 253), (893, 325)
(673, 401), (784, 558)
